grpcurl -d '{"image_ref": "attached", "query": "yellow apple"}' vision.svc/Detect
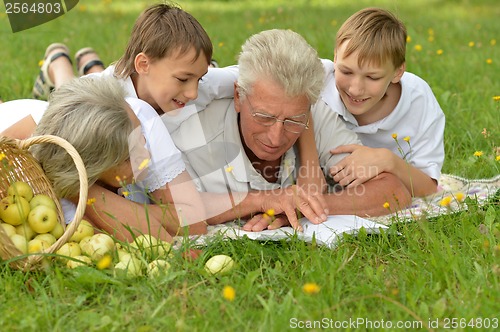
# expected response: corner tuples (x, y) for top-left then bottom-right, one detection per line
(34, 233), (57, 246)
(7, 181), (34, 202)
(147, 259), (171, 278)
(1, 222), (17, 237)
(79, 235), (92, 248)
(27, 238), (50, 253)
(28, 205), (58, 233)
(9, 233), (28, 254)
(130, 234), (170, 260)
(56, 242), (82, 258)
(67, 255), (92, 269)
(16, 222), (36, 240)
(80, 233), (115, 261)
(69, 219), (94, 242)
(50, 222), (64, 239)
(204, 254), (235, 275)
(0, 195), (31, 226)
(30, 194), (57, 211)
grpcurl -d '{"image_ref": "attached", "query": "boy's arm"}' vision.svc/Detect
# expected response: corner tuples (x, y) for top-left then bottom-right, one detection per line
(330, 144), (437, 197)
(0, 115), (37, 139)
(296, 113), (327, 195)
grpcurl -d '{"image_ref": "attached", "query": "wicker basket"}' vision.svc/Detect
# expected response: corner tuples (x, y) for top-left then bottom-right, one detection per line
(0, 135), (88, 270)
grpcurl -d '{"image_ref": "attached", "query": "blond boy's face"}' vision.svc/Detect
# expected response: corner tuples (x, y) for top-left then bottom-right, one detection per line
(134, 47), (209, 114)
(334, 40), (405, 124)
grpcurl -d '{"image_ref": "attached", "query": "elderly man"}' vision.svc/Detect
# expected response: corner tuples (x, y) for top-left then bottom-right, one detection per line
(165, 29), (411, 232)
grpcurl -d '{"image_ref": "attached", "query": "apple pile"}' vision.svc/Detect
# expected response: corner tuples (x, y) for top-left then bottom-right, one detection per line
(0, 181), (62, 255)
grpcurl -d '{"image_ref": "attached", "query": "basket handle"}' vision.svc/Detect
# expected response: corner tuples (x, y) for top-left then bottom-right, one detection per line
(19, 135), (88, 257)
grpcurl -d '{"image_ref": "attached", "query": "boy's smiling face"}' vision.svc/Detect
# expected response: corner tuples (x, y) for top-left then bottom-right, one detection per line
(334, 40), (405, 125)
(134, 47), (209, 114)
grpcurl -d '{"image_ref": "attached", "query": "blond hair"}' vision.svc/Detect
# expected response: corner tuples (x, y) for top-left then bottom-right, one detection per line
(31, 77), (132, 198)
(335, 7), (407, 68)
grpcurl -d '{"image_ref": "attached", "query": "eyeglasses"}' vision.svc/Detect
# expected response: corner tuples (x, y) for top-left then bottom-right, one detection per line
(245, 97), (310, 134)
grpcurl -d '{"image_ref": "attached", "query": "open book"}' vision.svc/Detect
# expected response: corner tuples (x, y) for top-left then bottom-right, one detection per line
(217, 215), (389, 249)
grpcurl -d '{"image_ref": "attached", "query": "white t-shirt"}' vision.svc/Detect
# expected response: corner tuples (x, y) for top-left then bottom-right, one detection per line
(0, 99), (47, 132)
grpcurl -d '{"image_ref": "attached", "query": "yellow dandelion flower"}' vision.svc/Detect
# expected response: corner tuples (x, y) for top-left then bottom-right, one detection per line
(115, 175), (121, 182)
(122, 191), (129, 197)
(436, 49), (443, 55)
(439, 196), (452, 207)
(496, 155), (500, 161)
(138, 158), (150, 170)
(96, 254), (112, 270)
(78, 5), (87, 12)
(218, 42), (224, 48)
(38, 59), (44, 67)
(383, 202), (390, 209)
(491, 39), (497, 46)
(473, 151), (484, 157)
(403, 136), (410, 142)
(86, 198), (96, 206)
(414, 44), (422, 52)
(303, 282), (320, 294)
(391, 133), (398, 139)
(486, 58), (493, 64)
(266, 209), (275, 217)
(0, 152), (5, 161)
(427, 28), (434, 35)
(428, 36), (434, 42)
(406, 36), (411, 43)
(222, 286), (236, 301)
(493, 96), (500, 101)
(455, 192), (465, 202)
(225, 165), (234, 173)
(468, 41), (475, 47)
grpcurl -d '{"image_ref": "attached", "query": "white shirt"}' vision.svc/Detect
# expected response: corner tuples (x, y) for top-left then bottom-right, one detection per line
(320, 59), (445, 181)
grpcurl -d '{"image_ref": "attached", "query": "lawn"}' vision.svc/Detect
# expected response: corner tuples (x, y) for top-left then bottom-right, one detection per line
(0, 0), (499, 331)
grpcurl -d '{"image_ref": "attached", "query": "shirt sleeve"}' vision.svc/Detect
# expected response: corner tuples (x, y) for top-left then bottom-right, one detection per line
(190, 66), (239, 111)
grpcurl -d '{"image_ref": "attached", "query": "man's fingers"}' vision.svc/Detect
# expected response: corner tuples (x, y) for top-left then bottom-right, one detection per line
(267, 216), (290, 230)
(242, 214), (263, 231)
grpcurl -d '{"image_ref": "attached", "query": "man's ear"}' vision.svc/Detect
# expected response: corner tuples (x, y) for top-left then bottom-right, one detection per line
(392, 62), (406, 83)
(134, 52), (150, 74)
(234, 82), (241, 114)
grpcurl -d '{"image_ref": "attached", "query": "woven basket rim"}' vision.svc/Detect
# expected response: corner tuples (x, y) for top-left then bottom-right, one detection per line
(0, 135), (89, 270)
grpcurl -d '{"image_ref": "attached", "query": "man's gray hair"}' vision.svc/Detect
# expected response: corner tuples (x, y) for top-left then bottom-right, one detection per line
(237, 29), (324, 104)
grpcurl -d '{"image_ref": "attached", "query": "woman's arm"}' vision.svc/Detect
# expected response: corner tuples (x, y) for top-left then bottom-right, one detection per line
(0, 115), (37, 139)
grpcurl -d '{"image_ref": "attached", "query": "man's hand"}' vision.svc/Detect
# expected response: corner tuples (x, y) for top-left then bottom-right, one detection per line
(242, 213), (290, 232)
(260, 185), (328, 231)
(330, 144), (393, 188)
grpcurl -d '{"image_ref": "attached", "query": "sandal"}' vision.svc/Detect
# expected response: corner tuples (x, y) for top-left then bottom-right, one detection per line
(75, 47), (105, 76)
(32, 43), (72, 100)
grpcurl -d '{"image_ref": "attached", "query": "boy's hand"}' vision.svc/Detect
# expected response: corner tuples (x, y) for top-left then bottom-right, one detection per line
(330, 144), (393, 187)
(242, 213), (290, 232)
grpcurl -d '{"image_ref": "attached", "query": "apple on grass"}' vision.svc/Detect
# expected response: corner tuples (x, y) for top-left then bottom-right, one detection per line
(81, 233), (115, 261)
(0, 195), (31, 226)
(147, 259), (171, 278)
(114, 253), (144, 278)
(204, 254), (235, 275)
(69, 219), (94, 242)
(7, 181), (34, 202)
(30, 194), (57, 211)
(28, 205), (58, 234)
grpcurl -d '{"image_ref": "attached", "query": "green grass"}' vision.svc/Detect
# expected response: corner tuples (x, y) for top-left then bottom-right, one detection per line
(1, 0), (499, 331)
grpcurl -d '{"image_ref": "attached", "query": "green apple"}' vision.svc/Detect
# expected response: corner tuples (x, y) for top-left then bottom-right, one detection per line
(27, 238), (50, 253)
(69, 219), (94, 242)
(16, 222), (36, 240)
(56, 242), (82, 258)
(50, 222), (64, 239)
(34, 233), (57, 246)
(7, 181), (34, 202)
(0, 195), (31, 226)
(147, 259), (171, 278)
(79, 235), (92, 248)
(28, 205), (58, 233)
(114, 253), (144, 278)
(30, 194), (57, 211)
(80, 233), (115, 261)
(67, 255), (92, 269)
(130, 234), (170, 260)
(9, 233), (28, 254)
(204, 254), (235, 275)
(0, 222), (17, 237)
